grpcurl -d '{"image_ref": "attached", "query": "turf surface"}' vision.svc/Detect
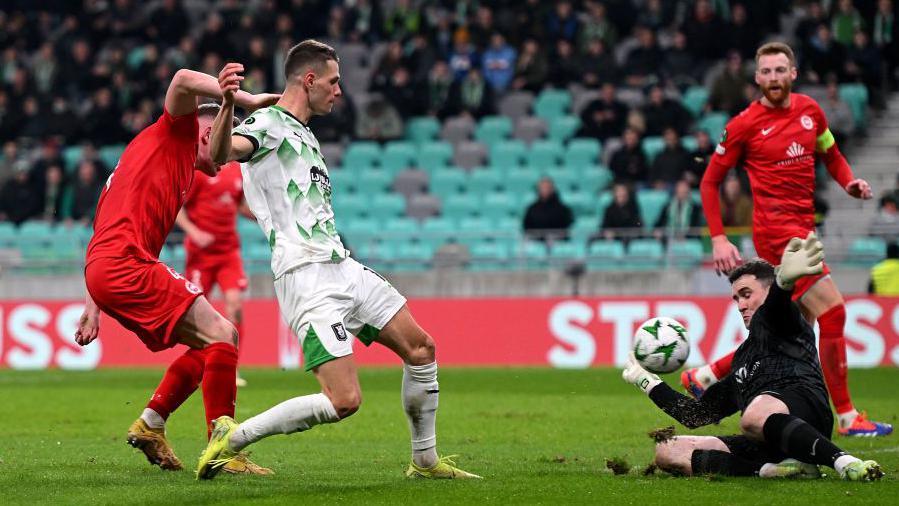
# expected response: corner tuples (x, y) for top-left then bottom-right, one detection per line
(1, 367), (896, 505)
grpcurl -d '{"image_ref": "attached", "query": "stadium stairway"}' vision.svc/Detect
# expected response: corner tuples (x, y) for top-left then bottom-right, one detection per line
(821, 91), (899, 260)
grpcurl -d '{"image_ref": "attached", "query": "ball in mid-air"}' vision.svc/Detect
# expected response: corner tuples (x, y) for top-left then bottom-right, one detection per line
(633, 317), (690, 374)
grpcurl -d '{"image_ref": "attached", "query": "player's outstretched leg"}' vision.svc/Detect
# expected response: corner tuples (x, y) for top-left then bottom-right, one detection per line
(680, 351), (734, 398)
(127, 348), (206, 470)
(377, 306), (481, 479)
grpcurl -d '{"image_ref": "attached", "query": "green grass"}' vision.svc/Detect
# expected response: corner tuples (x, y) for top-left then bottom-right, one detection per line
(0, 368), (897, 505)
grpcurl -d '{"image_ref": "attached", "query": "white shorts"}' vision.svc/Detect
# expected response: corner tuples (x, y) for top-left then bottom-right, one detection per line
(274, 257), (407, 371)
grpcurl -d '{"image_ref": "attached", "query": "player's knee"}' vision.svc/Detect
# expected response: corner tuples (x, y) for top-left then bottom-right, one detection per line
(739, 413), (766, 441)
(654, 441), (690, 475)
(405, 334), (436, 366)
(329, 390), (362, 419)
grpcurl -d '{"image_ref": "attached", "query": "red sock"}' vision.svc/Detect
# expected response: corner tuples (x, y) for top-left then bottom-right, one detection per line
(202, 342), (239, 436)
(147, 348), (205, 420)
(817, 304), (854, 414)
(710, 350), (735, 379)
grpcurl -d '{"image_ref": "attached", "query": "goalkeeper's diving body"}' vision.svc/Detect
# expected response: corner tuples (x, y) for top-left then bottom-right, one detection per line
(623, 233), (883, 481)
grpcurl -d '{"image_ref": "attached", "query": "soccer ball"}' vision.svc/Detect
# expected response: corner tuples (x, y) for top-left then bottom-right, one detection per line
(633, 317), (690, 374)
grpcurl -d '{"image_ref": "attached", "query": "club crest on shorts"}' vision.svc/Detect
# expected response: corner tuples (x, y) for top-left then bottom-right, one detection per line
(331, 322), (348, 341)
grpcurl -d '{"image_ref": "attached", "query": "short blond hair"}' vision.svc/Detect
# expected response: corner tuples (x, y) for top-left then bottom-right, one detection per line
(755, 42), (796, 66)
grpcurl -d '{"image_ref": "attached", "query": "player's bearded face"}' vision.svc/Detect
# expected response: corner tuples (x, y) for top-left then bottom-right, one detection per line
(755, 53), (796, 106)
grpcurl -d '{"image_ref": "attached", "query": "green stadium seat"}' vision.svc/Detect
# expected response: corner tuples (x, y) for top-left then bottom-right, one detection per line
(430, 168), (467, 195)
(564, 191), (596, 216)
(668, 239), (704, 268)
(329, 169), (358, 194)
(442, 193), (480, 219)
(474, 116), (513, 144)
(528, 140), (565, 169)
(534, 89), (572, 120)
(0, 222), (17, 248)
(548, 115), (582, 142)
(626, 239), (665, 269)
(466, 169), (505, 196)
(468, 241), (511, 271)
(681, 136), (699, 153)
(595, 191), (614, 224)
(517, 240), (549, 269)
(846, 237), (886, 267)
(332, 198), (369, 220)
(550, 240), (587, 262)
(381, 141), (417, 174)
(586, 239), (625, 270)
(343, 141), (382, 169)
(548, 171), (580, 194)
(357, 168), (393, 193)
(420, 216), (456, 250)
(642, 136), (665, 164)
(490, 140), (527, 169)
(416, 141), (454, 172)
(839, 83), (868, 128)
(393, 241), (433, 272)
(458, 216), (492, 234)
(244, 242), (272, 275)
(405, 117), (441, 143)
(481, 192), (519, 221)
(383, 217), (420, 235)
(99, 144), (127, 169)
(354, 241), (396, 273)
(503, 170), (540, 195)
(18, 221), (54, 237)
(636, 189), (670, 229)
(571, 217), (600, 243)
(565, 138), (602, 166)
(369, 193), (405, 220)
(682, 86), (709, 118)
(577, 166), (614, 194)
(698, 113), (729, 140)
(62, 146), (83, 173)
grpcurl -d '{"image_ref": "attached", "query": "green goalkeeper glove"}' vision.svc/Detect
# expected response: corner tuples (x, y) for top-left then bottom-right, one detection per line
(622, 353), (662, 395)
(775, 232), (825, 290)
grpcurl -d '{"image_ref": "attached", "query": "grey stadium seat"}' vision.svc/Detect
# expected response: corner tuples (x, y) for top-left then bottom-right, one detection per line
(406, 193), (442, 220)
(498, 91), (535, 120)
(452, 141), (488, 169)
(320, 143), (344, 167)
(441, 115), (476, 145)
(513, 117), (547, 144)
(393, 169), (430, 199)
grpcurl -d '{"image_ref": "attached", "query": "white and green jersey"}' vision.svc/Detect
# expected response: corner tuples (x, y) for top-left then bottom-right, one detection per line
(234, 105), (347, 278)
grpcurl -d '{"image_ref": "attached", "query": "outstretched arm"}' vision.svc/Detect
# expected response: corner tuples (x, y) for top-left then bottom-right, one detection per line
(164, 65), (280, 117)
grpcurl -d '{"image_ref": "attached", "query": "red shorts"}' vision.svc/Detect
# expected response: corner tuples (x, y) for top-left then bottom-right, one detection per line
(184, 250), (247, 294)
(754, 235), (831, 300)
(85, 256), (203, 352)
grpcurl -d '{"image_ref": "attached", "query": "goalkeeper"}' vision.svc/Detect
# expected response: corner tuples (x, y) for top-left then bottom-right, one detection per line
(623, 233), (883, 481)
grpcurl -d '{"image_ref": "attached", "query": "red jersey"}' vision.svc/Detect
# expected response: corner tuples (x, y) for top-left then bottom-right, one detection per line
(87, 108), (198, 263)
(183, 162), (243, 257)
(702, 94), (849, 249)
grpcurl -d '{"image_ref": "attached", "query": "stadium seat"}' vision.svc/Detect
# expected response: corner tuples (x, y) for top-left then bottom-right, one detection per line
(682, 86), (709, 118)
(442, 193), (480, 219)
(571, 217), (600, 243)
(99, 144), (126, 169)
(381, 141), (417, 174)
(320, 143), (344, 167)
(528, 140), (565, 169)
(18, 221), (53, 237)
(392, 169), (429, 198)
(332, 198), (369, 220)
(457, 217), (492, 247)
(467, 170), (505, 196)
(497, 91), (535, 120)
(564, 191), (596, 216)
(698, 113), (729, 140)
(490, 140), (527, 169)
(62, 146), (83, 173)
(681, 136), (699, 153)
(368, 193), (405, 220)
(429, 167), (467, 195)
(357, 168), (393, 193)
(587, 239), (625, 270)
(626, 239), (665, 269)
(668, 239), (704, 268)
(547, 115), (582, 143)
(417, 141), (454, 172)
(343, 141), (382, 169)
(481, 192), (519, 221)
(565, 138), (602, 166)
(641, 136), (665, 164)
(474, 116), (513, 144)
(468, 241), (511, 271)
(839, 83), (868, 129)
(406, 193), (441, 220)
(548, 170), (579, 194)
(533, 89), (572, 120)
(636, 189), (670, 229)
(577, 165), (614, 194)
(383, 217), (420, 235)
(550, 240), (587, 263)
(441, 115), (476, 144)
(517, 240), (549, 269)
(513, 116), (547, 144)
(420, 216), (457, 250)
(329, 169), (358, 194)
(504, 170), (540, 195)
(405, 116), (441, 144)
(595, 191), (614, 221)
(453, 141), (488, 169)
(393, 241), (434, 272)
(846, 237), (886, 267)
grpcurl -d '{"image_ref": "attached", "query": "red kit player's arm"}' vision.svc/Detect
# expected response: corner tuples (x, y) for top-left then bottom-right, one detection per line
(164, 67), (274, 117)
(700, 158), (730, 237)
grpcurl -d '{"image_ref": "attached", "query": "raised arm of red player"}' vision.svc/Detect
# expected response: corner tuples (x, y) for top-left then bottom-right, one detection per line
(813, 103), (873, 200)
(164, 64), (280, 117)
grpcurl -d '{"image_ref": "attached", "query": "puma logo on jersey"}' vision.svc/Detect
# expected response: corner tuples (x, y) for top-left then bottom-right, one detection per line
(761, 126), (774, 136)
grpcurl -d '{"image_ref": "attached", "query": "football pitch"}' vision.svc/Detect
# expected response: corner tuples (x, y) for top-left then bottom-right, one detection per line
(1, 367), (896, 505)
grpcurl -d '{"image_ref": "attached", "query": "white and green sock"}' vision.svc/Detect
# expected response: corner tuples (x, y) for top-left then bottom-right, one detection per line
(228, 393), (338, 451)
(403, 362), (439, 468)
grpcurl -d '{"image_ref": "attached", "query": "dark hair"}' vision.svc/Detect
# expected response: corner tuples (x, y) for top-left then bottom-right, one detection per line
(284, 39), (338, 80)
(728, 259), (775, 286)
(197, 102), (239, 126)
(887, 242), (899, 259)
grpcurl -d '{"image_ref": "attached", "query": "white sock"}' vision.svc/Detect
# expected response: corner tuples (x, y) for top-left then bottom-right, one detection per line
(403, 362), (439, 468)
(834, 454), (861, 475)
(140, 408), (165, 429)
(228, 393), (339, 451)
(695, 364), (719, 388)
(837, 409), (859, 429)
